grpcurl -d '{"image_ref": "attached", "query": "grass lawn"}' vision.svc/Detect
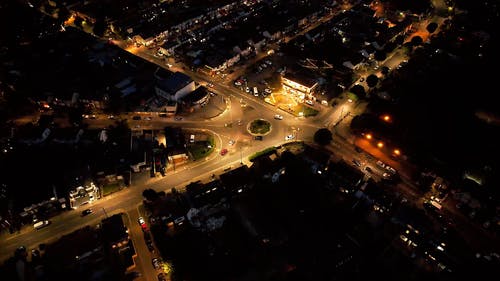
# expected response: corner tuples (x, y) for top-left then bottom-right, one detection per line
(188, 137), (215, 160)
(297, 105), (319, 117)
(249, 147), (277, 162)
(101, 183), (122, 197)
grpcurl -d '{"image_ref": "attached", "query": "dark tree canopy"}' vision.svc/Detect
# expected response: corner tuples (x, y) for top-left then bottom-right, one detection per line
(366, 74), (379, 88)
(374, 50), (387, 61)
(74, 17), (83, 28)
(381, 66), (390, 75)
(350, 84), (366, 98)
(93, 18), (106, 37)
(426, 22), (438, 33)
(411, 36), (423, 46)
(313, 128), (333, 145)
(142, 189), (159, 201)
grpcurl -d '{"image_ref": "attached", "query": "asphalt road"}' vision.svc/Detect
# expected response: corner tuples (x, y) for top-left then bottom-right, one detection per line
(4, 1), (494, 278)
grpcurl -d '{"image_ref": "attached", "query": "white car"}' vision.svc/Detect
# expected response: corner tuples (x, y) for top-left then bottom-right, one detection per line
(305, 100), (314, 105)
(274, 114), (283, 120)
(229, 140), (235, 145)
(264, 88), (272, 94)
(285, 134), (295, 141)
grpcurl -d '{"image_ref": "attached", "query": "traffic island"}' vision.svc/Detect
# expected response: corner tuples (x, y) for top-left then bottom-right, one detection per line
(247, 119), (271, 135)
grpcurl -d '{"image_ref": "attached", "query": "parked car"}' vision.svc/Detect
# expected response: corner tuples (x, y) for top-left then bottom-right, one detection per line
(152, 258), (161, 270)
(157, 273), (167, 281)
(254, 136), (263, 141)
(147, 242), (155, 252)
(274, 114), (283, 120)
(138, 217), (148, 231)
(132, 116), (141, 120)
(305, 100), (314, 105)
(352, 159), (362, 167)
(285, 134), (295, 141)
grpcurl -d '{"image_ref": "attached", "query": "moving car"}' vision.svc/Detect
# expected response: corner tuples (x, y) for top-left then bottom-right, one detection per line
(228, 140), (235, 145)
(33, 220), (50, 230)
(220, 148), (228, 156)
(254, 136), (263, 141)
(274, 114), (283, 120)
(285, 134), (295, 141)
(81, 209), (93, 216)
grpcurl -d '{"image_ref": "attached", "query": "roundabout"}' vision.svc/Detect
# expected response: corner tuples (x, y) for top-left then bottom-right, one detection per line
(247, 118), (272, 136)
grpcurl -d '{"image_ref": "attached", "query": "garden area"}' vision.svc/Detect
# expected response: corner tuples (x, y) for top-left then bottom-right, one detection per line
(248, 119), (271, 135)
(187, 134), (215, 161)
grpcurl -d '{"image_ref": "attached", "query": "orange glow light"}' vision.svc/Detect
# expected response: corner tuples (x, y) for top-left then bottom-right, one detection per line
(366, 134), (372, 140)
(394, 149), (401, 155)
(377, 142), (384, 148)
(382, 115), (391, 122)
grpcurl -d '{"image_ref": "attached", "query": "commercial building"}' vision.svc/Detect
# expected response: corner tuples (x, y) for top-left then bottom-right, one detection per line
(282, 72), (318, 100)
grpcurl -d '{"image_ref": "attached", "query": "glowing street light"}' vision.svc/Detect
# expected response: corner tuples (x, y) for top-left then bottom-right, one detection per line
(377, 142), (384, 148)
(382, 114), (391, 122)
(394, 149), (401, 156)
(366, 134), (372, 140)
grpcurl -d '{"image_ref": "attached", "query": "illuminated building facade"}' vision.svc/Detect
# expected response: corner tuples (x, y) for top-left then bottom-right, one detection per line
(281, 72), (318, 100)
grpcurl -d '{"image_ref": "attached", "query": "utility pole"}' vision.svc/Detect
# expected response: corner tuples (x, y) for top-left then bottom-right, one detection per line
(102, 208), (108, 218)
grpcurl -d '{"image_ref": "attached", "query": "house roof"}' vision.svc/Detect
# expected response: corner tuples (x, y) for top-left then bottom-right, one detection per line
(101, 214), (127, 244)
(156, 71), (193, 94)
(283, 71), (318, 88)
(181, 86), (209, 103)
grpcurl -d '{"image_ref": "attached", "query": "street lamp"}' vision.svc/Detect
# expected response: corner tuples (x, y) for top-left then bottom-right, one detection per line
(377, 142), (384, 148)
(366, 133), (372, 140)
(393, 149), (401, 156)
(382, 114), (391, 122)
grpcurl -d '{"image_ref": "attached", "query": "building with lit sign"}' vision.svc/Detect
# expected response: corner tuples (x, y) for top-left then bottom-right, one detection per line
(281, 72), (318, 100)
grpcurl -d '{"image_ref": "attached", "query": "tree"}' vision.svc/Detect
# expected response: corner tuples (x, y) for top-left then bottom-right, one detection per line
(411, 36), (423, 46)
(313, 128), (333, 145)
(381, 66), (390, 76)
(57, 7), (70, 24)
(374, 50), (387, 61)
(350, 84), (366, 98)
(366, 74), (379, 88)
(426, 22), (438, 34)
(93, 18), (106, 37)
(74, 16), (83, 28)
(142, 189), (159, 201)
